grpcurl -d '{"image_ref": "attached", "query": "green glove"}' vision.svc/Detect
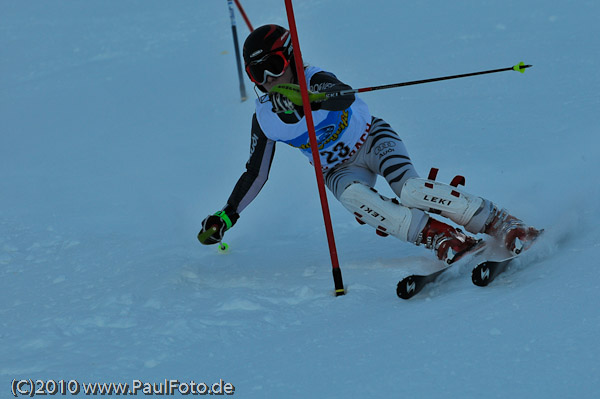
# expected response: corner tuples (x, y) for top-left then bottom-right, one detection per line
(198, 211), (234, 245)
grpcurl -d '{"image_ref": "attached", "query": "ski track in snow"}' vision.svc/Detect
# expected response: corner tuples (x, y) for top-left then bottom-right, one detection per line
(2, 1), (600, 397)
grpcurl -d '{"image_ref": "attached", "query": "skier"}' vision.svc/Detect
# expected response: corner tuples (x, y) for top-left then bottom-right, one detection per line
(198, 24), (540, 264)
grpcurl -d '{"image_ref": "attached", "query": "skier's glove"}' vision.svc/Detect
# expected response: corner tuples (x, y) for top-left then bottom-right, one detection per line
(198, 210), (238, 245)
(269, 91), (296, 114)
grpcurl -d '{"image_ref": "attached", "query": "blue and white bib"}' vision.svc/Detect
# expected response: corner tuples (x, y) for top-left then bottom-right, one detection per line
(255, 66), (372, 170)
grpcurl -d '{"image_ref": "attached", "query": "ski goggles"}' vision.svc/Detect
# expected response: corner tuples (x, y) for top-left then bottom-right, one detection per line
(245, 50), (290, 86)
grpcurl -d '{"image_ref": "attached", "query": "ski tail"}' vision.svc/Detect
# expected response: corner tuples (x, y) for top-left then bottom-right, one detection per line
(396, 267), (449, 299)
(472, 229), (544, 286)
(471, 256), (516, 286)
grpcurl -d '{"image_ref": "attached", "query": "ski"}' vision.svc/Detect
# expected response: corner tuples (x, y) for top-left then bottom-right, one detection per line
(471, 256), (517, 287)
(397, 230), (543, 298)
(396, 240), (487, 299)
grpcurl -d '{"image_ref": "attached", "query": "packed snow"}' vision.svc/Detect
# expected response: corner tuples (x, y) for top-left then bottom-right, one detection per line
(1, 0), (599, 397)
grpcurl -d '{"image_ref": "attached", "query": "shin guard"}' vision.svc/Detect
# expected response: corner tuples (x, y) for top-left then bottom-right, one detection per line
(400, 173), (484, 229)
(339, 182), (413, 241)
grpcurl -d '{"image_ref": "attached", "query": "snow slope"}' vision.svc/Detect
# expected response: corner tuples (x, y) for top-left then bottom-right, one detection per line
(1, 0), (599, 397)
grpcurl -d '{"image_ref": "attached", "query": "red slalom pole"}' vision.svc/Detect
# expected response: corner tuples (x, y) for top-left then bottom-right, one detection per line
(233, 0), (254, 31)
(284, 0), (345, 296)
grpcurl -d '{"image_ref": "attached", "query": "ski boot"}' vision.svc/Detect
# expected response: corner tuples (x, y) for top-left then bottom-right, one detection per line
(417, 218), (481, 264)
(484, 207), (541, 254)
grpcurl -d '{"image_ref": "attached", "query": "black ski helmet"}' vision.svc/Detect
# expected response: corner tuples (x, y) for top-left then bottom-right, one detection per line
(243, 24), (295, 92)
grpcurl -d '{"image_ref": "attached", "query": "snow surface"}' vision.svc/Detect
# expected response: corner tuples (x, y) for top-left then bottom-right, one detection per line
(2, 0), (599, 397)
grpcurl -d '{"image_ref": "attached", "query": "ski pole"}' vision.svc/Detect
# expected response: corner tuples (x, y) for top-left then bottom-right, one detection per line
(331, 62), (532, 99)
(271, 62), (532, 106)
(226, 0), (247, 102)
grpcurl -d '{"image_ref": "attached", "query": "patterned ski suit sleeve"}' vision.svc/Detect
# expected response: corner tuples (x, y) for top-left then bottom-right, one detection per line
(226, 114), (276, 215)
